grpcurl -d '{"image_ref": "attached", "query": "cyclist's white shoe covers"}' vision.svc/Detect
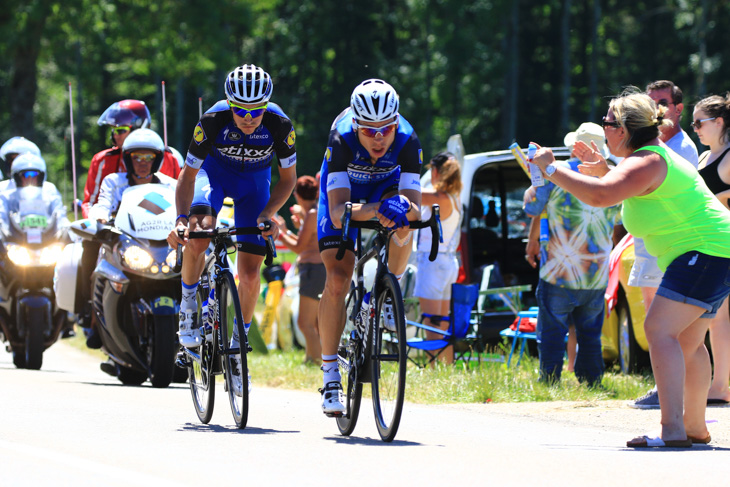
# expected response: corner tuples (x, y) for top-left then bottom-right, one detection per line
(383, 299), (397, 332)
(178, 309), (202, 348)
(321, 381), (346, 414)
(230, 337), (251, 397)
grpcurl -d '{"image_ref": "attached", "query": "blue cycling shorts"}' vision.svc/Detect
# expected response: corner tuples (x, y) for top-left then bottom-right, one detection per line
(190, 156), (270, 255)
(317, 165), (400, 253)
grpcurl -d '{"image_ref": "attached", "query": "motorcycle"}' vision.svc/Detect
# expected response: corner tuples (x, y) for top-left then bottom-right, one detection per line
(0, 186), (69, 369)
(61, 184), (182, 387)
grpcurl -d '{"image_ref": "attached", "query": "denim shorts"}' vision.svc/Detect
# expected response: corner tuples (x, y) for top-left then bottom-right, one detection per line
(656, 251), (730, 318)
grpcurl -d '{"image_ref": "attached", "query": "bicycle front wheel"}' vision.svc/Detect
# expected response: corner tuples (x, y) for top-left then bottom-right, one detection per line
(188, 280), (215, 424)
(336, 283), (363, 436)
(219, 271), (249, 429)
(371, 272), (407, 442)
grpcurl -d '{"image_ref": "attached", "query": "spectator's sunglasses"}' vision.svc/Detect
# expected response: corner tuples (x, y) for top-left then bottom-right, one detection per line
(228, 101), (268, 119)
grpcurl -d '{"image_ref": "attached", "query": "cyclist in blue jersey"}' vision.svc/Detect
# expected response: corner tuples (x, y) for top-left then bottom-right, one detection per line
(168, 64), (297, 395)
(317, 79), (423, 414)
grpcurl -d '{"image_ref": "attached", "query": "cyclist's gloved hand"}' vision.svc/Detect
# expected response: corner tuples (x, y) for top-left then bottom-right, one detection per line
(378, 195), (410, 229)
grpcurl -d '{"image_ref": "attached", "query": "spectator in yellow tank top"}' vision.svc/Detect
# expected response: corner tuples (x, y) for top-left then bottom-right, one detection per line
(531, 88), (730, 449)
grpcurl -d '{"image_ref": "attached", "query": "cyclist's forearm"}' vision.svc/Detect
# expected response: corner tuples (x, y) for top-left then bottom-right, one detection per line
(260, 166), (296, 220)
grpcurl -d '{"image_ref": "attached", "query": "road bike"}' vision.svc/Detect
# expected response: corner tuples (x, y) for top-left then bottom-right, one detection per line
(333, 203), (441, 442)
(175, 225), (275, 429)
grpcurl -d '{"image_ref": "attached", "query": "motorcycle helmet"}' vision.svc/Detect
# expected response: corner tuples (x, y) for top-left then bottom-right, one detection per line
(97, 99), (151, 130)
(350, 79), (399, 123)
(10, 153), (46, 187)
(224, 64), (273, 105)
(121, 128), (165, 178)
(0, 136), (41, 165)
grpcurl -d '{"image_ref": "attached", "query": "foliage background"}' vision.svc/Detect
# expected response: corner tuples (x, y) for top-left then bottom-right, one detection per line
(0, 0), (724, 204)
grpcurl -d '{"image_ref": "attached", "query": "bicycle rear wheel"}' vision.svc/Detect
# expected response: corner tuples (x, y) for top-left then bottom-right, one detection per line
(336, 284), (363, 436)
(188, 281), (216, 424)
(219, 271), (249, 429)
(371, 273), (407, 442)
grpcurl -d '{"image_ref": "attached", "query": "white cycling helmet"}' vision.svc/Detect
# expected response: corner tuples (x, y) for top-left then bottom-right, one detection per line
(11, 152), (46, 186)
(121, 128), (165, 175)
(350, 79), (400, 123)
(224, 64), (273, 105)
(0, 136), (41, 163)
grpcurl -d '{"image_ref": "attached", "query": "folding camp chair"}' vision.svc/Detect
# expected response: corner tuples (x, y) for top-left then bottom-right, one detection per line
(406, 283), (479, 367)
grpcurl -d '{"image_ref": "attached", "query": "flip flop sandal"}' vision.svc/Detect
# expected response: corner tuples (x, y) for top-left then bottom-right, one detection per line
(626, 435), (693, 448)
(688, 433), (711, 444)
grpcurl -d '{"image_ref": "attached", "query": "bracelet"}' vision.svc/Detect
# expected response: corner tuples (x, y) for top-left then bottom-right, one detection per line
(176, 214), (189, 222)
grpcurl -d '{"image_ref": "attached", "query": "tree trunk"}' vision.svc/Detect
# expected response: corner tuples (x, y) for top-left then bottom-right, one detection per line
(560, 0), (572, 136)
(9, 3), (50, 139)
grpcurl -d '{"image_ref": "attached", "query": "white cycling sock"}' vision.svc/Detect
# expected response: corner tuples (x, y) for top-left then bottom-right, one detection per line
(181, 281), (198, 311)
(230, 322), (251, 346)
(321, 354), (340, 385)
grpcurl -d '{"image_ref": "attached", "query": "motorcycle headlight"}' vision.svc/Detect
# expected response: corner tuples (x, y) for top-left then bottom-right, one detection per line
(122, 245), (154, 271)
(165, 248), (177, 268)
(40, 244), (64, 266)
(6, 244), (31, 266)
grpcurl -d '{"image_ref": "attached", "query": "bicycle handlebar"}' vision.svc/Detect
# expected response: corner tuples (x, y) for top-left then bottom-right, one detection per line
(335, 203), (442, 262)
(173, 222), (276, 273)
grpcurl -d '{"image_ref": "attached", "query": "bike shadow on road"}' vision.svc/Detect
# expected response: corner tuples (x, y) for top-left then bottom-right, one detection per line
(546, 443), (730, 452)
(325, 435), (422, 447)
(178, 423), (299, 435)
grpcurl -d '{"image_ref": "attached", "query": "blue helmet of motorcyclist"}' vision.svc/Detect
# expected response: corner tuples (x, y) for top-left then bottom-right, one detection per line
(97, 99), (152, 148)
(121, 128), (165, 184)
(11, 153), (46, 188)
(0, 136), (42, 176)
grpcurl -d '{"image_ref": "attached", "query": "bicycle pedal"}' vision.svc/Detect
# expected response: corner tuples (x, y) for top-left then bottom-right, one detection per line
(324, 411), (344, 418)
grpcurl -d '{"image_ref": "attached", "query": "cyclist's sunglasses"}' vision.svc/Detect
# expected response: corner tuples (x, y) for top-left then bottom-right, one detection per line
(20, 170), (40, 178)
(229, 101), (268, 119)
(112, 125), (132, 135)
(353, 117), (398, 138)
(129, 151), (156, 163)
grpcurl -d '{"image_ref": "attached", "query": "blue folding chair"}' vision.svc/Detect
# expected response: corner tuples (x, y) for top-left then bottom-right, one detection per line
(406, 283), (480, 367)
(499, 307), (538, 367)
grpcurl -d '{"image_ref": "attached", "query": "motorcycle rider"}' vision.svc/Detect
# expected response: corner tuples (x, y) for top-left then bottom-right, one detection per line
(0, 136), (42, 191)
(0, 153), (69, 233)
(89, 128), (177, 223)
(80, 100), (180, 348)
(82, 99), (181, 217)
(88, 128), (176, 377)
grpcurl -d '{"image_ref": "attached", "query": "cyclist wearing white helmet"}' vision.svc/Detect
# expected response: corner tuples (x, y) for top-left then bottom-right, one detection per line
(82, 99), (181, 219)
(168, 64), (296, 396)
(317, 79), (423, 414)
(89, 129), (176, 223)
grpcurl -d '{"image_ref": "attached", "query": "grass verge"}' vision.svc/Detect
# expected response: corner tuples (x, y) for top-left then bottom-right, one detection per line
(248, 348), (655, 405)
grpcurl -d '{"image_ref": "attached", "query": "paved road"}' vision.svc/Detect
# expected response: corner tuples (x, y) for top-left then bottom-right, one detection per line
(1, 342), (729, 487)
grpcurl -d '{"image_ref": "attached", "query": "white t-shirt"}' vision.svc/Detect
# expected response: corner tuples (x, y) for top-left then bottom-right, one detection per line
(665, 129), (699, 168)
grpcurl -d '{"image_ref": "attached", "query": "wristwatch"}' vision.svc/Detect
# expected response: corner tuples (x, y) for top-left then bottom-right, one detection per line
(545, 164), (557, 177)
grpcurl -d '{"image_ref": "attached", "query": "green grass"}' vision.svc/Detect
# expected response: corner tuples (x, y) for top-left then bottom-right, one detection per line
(248, 347), (655, 405)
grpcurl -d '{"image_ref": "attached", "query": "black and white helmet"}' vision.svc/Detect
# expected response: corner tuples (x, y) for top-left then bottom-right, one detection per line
(224, 64), (273, 105)
(350, 79), (400, 123)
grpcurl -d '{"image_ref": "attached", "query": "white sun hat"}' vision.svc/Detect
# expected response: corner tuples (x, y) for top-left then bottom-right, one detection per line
(564, 122), (610, 158)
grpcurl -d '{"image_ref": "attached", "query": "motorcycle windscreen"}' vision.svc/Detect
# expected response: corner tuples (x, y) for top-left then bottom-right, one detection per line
(114, 184), (176, 241)
(11, 186), (57, 244)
